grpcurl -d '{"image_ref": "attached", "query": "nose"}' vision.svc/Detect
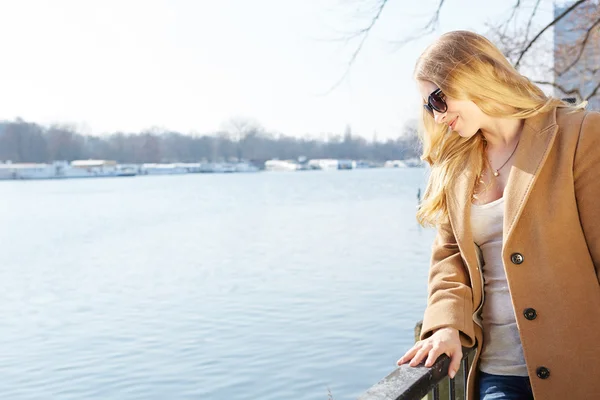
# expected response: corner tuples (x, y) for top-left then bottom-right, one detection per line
(433, 110), (447, 124)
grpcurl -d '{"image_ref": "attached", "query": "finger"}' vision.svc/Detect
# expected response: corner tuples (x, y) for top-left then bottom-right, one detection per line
(448, 348), (463, 379)
(424, 345), (442, 368)
(409, 344), (431, 367)
(397, 343), (422, 365)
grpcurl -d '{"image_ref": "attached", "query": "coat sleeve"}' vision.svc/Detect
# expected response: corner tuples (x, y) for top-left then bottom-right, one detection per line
(574, 111), (600, 283)
(420, 218), (476, 347)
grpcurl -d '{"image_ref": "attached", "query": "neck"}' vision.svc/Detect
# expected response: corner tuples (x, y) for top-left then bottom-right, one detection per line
(480, 117), (524, 148)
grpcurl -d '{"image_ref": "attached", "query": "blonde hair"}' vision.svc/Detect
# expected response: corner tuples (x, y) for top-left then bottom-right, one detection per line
(414, 30), (582, 227)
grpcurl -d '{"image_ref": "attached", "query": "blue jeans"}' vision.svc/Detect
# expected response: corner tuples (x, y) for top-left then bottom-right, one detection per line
(479, 371), (534, 400)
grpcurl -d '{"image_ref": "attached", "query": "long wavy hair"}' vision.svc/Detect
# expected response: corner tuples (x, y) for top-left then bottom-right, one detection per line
(414, 30), (582, 227)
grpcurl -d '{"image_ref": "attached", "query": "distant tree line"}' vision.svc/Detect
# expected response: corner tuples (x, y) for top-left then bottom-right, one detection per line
(0, 118), (421, 165)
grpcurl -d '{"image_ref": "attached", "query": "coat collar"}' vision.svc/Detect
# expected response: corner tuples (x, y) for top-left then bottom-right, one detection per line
(446, 107), (559, 269)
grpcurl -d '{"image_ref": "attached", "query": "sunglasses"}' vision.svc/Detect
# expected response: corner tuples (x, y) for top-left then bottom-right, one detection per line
(423, 88), (447, 116)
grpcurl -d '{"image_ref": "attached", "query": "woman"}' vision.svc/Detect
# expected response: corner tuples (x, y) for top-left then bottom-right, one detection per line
(396, 30), (600, 400)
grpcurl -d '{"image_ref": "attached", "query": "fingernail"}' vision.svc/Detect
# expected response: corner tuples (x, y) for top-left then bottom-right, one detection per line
(449, 370), (455, 379)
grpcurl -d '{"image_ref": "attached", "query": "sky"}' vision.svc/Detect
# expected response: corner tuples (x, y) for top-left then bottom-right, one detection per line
(0, 0), (558, 140)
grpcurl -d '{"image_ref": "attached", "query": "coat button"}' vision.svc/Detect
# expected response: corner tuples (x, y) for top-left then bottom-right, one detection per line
(511, 253), (524, 264)
(524, 308), (537, 320)
(536, 366), (550, 379)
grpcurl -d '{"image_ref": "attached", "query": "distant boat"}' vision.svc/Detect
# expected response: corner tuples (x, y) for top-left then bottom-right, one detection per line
(264, 160), (299, 171)
(213, 163), (236, 173)
(403, 158), (425, 168)
(234, 162), (259, 173)
(0, 162), (58, 180)
(0, 160), (132, 180)
(384, 160), (407, 168)
(337, 159), (354, 170)
(308, 159), (339, 171)
(67, 159), (121, 178)
(196, 161), (258, 173)
(354, 160), (377, 169)
(116, 165), (138, 177)
(141, 163), (188, 175)
(174, 163), (202, 173)
(384, 158), (424, 168)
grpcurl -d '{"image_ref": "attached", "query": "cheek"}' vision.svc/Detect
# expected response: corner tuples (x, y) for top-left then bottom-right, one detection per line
(447, 99), (469, 114)
(450, 103), (480, 128)
(460, 103), (483, 123)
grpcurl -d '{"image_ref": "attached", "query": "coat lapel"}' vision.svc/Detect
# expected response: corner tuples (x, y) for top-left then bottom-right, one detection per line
(446, 107), (559, 273)
(503, 109), (558, 242)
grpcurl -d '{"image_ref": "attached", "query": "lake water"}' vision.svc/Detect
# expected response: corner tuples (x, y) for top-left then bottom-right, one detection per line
(0, 168), (435, 400)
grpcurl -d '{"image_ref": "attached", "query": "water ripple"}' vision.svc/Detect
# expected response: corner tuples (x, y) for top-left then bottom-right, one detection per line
(0, 169), (434, 399)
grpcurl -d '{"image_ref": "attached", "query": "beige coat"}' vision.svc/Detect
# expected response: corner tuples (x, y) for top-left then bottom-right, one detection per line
(420, 107), (600, 400)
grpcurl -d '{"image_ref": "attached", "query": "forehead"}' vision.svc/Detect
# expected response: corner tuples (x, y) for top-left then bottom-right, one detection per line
(417, 80), (439, 99)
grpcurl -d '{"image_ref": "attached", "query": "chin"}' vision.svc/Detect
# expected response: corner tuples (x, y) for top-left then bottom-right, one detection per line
(456, 129), (477, 139)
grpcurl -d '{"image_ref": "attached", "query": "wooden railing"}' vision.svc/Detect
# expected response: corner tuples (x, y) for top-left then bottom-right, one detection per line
(358, 322), (475, 400)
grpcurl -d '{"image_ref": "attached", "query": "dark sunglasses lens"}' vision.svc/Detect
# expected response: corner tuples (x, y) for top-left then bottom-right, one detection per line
(430, 93), (447, 113)
(423, 104), (433, 116)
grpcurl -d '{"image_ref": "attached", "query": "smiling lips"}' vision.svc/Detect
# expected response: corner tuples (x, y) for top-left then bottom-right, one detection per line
(449, 117), (458, 130)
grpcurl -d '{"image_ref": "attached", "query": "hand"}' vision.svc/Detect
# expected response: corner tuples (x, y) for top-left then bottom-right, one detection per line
(396, 327), (463, 379)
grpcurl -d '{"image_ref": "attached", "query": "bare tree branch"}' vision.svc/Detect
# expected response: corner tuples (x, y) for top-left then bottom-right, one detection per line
(586, 80), (600, 101)
(330, 1), (390, 44)
(391, 0), (446, 47)
(515, 0), (588, 68)
(533, 79), (583, 99)
(557, 16), (600, 77)
(329, 0), (446, 94)
(502, 0), (521, 37)
(523, 0), (542, 42)
(345, 0), (389, 68)
(323, 0), (389, 94)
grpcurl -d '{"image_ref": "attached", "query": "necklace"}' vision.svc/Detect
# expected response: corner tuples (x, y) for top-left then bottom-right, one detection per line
(487, 137), (521, 177)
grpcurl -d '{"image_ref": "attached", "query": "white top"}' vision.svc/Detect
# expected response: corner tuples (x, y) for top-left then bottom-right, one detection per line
(470, 197), (528, 376)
